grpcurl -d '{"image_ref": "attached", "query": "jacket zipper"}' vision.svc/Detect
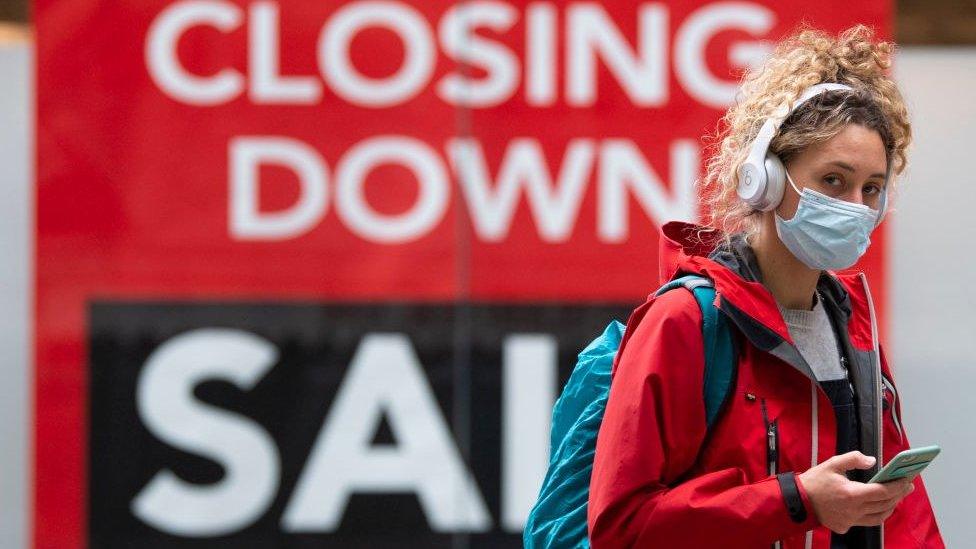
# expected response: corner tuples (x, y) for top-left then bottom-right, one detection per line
(760, 398), (782, 549)
(840, 355), (854, 395)
(760, 398), (779, 475)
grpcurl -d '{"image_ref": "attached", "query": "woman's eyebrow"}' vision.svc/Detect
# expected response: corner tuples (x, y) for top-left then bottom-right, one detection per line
(827, 160), (886, 179)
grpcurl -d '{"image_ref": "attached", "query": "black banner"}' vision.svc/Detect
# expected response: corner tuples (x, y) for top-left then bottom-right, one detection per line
(89, 301), (632, 548)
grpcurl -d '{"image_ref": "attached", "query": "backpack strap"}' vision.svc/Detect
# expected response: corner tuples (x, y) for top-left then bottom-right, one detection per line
(654, 275), (737, 430)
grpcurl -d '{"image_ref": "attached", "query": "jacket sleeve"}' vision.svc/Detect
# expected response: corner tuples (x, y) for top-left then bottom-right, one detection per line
(878, 345), (946, 548)
(587, 290), (819, 548)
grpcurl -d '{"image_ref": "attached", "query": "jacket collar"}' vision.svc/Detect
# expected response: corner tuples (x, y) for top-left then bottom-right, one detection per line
(658, 220), (855, 347)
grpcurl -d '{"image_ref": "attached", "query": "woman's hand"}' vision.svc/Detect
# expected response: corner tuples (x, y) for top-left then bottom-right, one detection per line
(797, 451), (914, 533)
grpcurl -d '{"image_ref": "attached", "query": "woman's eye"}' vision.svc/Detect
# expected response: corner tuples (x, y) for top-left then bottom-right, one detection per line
(863, 184), (882, 196)
(823, 175), (843, 187)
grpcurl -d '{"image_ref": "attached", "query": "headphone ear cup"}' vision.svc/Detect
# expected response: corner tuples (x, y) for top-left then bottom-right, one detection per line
(736, 159), (767, 209)
(762, 153), (787, 211)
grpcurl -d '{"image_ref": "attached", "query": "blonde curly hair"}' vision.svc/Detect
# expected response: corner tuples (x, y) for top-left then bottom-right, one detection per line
(699, 24), (911, 241)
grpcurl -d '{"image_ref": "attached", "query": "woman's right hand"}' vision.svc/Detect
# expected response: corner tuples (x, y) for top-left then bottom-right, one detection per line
(797, 451), (915, 533)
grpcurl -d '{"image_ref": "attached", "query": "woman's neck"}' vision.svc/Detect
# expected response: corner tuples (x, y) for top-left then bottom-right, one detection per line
(750, 218), (822, 311)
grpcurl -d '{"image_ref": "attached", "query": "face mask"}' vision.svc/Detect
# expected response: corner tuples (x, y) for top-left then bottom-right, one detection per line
(774, 170), (880, 271)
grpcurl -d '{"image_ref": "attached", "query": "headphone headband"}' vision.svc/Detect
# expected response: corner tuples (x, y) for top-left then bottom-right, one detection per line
(745, 83), (854, 169)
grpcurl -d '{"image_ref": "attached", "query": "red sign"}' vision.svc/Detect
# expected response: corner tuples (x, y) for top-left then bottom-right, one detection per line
(36, 1), (890, 546)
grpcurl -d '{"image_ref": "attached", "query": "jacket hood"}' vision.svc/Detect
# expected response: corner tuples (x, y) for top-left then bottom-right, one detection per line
(658, 220), (869, 348)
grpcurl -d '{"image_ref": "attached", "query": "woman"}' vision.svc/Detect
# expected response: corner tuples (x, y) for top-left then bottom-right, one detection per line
(587, 26), (944, 548)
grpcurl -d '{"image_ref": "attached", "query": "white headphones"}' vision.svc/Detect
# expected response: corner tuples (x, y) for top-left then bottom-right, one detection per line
(736, 82), (890, 225)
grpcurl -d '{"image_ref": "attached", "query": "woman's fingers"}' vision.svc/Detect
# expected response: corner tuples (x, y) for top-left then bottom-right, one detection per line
(859, 507), (897, 526)
(858, 481), (914, 519)
(849, 477), (913, 502)
(861, 494), (902, 514)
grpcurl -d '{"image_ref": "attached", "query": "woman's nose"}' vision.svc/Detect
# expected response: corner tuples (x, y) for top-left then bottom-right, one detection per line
(840, 188), (865, 206)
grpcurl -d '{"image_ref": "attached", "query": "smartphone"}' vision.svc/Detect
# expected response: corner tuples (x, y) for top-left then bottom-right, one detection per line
(868, 445), (941, 483)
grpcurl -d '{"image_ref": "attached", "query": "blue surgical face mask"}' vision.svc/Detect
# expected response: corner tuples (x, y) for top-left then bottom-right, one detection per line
(774, 170), (880, 271)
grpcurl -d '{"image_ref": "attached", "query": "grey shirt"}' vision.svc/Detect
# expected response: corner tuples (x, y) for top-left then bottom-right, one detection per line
(777, 295), (847, 382)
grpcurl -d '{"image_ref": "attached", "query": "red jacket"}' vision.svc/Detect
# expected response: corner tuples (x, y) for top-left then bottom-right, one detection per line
(587, 221), (943, 548)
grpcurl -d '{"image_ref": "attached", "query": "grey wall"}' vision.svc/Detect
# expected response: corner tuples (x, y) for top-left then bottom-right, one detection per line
(892, 47), (976, 547)
(0, 37), (30, 549)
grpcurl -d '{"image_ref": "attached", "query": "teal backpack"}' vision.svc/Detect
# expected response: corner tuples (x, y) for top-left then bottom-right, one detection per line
(523, 275), (738, 548)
